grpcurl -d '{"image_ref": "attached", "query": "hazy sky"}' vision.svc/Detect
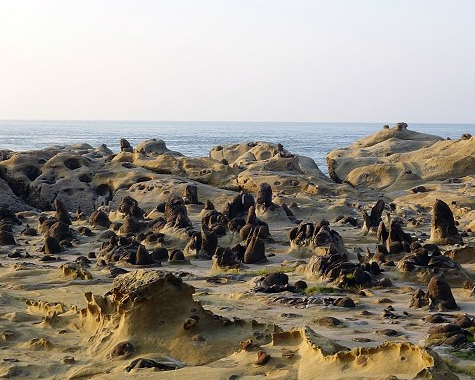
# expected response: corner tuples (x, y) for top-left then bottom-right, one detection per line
(0, 1), (474, 122)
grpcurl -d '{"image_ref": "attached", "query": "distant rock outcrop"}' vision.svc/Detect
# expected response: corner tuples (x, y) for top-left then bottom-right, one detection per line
(327, 123), (474, 190)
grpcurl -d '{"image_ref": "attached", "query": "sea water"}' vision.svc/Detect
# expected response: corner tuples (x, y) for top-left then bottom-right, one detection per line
(0, 120), (472, 174)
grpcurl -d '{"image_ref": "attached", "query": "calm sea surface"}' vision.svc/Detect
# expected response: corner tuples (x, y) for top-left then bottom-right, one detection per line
(0, 121), (473, 174)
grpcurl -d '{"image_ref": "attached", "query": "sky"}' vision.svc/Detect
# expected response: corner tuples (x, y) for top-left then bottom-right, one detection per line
(0, 0), (474, 123)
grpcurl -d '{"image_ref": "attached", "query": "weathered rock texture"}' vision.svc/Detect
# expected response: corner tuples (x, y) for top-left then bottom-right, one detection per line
(327, 123), (474, 191)
(79, 270), (277, 364)
(430, 199), (462, 245)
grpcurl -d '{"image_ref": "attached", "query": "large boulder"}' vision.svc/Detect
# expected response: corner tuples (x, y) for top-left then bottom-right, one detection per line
(210, 141), (336, 196)
(28, 152), (102, 214)
(0, 149), (110, 214)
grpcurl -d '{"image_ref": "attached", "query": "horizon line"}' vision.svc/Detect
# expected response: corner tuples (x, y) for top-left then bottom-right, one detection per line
(0, 119), (474, 125)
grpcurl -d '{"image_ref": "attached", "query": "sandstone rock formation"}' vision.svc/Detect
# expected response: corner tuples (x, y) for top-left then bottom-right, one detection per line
(430, 199), (462, 245)
(409, 276), (458, 311)
(361, 199), (385, 235)
(134, 139), (183, 157)
(242, 227), (267, 264)
(327, 123), (474, 191)
(211, 247), (240, 270)
(304, 253), (386, 288)
(397, 243), (469, 284)
(79, 270), (277, 364)
(289, 220), (348, 257)
(0, 132), (470, 380)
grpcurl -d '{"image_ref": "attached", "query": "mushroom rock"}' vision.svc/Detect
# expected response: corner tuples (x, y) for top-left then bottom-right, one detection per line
(183, 184), (201, 205)
(253, 272), (293, 293)
(225, 191), (255, 220)
(151, 247), (169, 262)
(304, 252), (387, 289)
(427, 276), (458, 311)
(75, 206), (84, 221)
(0, 230), (16, 246)
(21, 225), (37, 236)
(119, 216), (142, 235)
(201, 209), (228, 236)
(60, 263), (92, 280)
(231, 243), (246, 262)
(164, 197), (192, 229)
(378, 218), (412, 255)
(134, 245), (152, 265)
(200, 226), (218, 258)
(397, 243), (469, 284)
(169, 249), (186, 262)
(377, 221), (389, 247)
(243, 228), (267, 264)
(118, 196), (145, 219)
(203, 200), (215, 211)
(228, 217), (246, 234)
(430, 199), (462, 245)
(212, 247), (240, 270)
(40, 218), (72, 241)
(96, 236), (143, 264)
(409, 276), (458, 311)
(409, 288), (429, 309)
(183, 231), (202, 258)
(289, 220), (348, 257)
(361, 200), (385, 236)
(89, 210), (111, 229)
(44, 236), (62, 255)
(0, 206), (21, 225)
(120, 138), (133, 153)
(54, 198), (72, 225)
(239, 206), (270, 240)
(184, 226), (218, 259)
(256, 182), (273, 209)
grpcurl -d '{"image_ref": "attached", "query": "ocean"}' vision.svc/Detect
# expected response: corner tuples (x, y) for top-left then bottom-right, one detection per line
(0, 120), (472, 174)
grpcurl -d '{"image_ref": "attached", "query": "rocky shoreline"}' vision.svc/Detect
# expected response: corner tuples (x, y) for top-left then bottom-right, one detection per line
(0, 123), (474, 379)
